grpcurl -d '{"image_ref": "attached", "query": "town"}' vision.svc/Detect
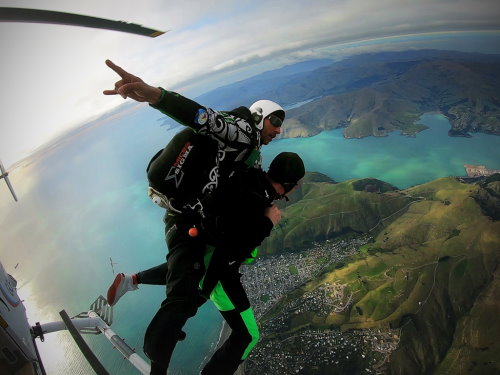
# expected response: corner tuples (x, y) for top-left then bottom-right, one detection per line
(240, 236), (401, 374)
(464, 164), (500, 177)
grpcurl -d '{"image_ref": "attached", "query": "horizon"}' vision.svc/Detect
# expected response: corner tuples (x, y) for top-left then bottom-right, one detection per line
(4, 36), (500, 171)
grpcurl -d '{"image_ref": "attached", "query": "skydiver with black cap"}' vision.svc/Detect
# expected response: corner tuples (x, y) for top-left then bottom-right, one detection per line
(107, 152), (305, 374)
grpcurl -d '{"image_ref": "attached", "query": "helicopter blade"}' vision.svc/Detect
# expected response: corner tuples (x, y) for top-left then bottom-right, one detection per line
(0, 7), (166, 37)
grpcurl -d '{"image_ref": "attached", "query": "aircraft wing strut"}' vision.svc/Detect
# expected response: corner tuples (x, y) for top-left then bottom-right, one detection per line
(0, 160), (18, 202)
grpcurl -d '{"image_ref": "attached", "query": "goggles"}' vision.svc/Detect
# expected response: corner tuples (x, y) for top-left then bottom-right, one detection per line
(267, 114), (283, 128)
(276, 181), (300, 202)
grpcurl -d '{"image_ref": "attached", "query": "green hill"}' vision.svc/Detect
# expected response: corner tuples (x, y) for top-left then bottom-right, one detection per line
(283, 53), (500, 139)
(259, 176), (500, 374)
(261, 175), (413, 255)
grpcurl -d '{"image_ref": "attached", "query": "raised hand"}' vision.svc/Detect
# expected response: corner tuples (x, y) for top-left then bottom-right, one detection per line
(103, 59), (162, 104)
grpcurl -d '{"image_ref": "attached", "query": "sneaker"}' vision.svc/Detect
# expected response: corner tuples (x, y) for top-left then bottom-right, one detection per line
(107, 273), (138, 306)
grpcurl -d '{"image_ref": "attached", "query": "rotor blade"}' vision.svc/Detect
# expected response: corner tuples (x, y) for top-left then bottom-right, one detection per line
(0, 7), (166, 37)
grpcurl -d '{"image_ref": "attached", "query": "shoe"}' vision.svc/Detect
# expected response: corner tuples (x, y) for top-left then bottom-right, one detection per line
(107, 273), (138, 306)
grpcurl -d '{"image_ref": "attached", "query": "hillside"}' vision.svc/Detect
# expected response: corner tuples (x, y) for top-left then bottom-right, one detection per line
(195, 50), (500, 139)
(257, 176), (500, 374)
(283, 54), (500, 138)
(260, 175), (411, 255)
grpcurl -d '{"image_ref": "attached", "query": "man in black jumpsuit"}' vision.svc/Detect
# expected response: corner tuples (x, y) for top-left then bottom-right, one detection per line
(199, 151), (305, 374)
(110, 151), (304, 374)
(104, 60), (289, 374)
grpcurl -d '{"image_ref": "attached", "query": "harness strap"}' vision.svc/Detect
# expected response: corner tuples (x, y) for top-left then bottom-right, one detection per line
(243, 148), (261, 168)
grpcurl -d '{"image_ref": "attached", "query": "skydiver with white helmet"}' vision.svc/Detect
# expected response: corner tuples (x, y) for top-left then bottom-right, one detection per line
(103, 60), (297, 374)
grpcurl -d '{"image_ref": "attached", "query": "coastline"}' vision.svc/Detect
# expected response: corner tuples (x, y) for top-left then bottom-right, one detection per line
(199, 320), (231, 371)
(217, 322), (246, 374)
(216, 321), (231, 350)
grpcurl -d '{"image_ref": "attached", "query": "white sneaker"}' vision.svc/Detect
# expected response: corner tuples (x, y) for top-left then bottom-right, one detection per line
(106, 273), (138, 306)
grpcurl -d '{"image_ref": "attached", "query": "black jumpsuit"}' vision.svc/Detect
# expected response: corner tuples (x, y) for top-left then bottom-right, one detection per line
(199, 165), (278, 374)
(142, 89), (262, 374)
(140, 165), (277, 374)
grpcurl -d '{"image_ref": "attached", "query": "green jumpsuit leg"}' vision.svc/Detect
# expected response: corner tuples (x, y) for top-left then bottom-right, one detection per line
(200, 247), (259, 374)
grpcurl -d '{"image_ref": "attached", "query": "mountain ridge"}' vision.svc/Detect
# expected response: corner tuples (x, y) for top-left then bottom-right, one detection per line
(195, 49), (500, 139)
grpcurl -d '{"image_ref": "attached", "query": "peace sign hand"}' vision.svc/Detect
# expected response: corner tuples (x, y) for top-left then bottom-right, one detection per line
(103, 60), (162, 104)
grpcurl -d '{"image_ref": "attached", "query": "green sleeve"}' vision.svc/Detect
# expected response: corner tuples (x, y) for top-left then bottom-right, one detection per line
(150, 88), (206, 129)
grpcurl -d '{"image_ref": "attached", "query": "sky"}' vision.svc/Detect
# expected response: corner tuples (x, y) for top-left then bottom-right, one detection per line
(1, 0), (500, 168)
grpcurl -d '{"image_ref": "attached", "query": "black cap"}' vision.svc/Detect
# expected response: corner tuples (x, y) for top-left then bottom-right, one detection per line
(268, 152), (305, 184)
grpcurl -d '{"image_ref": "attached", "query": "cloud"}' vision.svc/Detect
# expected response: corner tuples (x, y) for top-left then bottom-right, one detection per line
(0, 0), (499, 167)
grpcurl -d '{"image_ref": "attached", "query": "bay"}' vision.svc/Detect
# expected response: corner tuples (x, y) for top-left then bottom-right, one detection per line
(263, 113), (500, 189)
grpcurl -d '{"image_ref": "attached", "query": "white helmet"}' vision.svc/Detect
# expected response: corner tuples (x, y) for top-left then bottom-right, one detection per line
(249, 100), (285, 130)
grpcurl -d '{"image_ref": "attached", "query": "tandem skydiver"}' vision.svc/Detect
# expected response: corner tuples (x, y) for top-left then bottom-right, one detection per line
(108, 151), (305, 374)
(103, 60), (301, 374)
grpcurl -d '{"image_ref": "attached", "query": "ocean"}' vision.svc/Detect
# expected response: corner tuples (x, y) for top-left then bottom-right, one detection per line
(1, 109), (499, 374)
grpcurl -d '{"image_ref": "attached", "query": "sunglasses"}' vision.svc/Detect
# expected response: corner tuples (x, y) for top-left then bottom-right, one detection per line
(267, 114), (283, 128)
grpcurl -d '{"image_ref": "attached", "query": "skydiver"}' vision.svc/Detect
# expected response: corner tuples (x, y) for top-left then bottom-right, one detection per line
(103, 60), (289, 374)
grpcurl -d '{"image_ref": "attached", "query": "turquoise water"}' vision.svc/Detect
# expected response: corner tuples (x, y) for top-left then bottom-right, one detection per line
(0, 107), (224, 375)
(263, 113), (500, 189)
(1, 109), (499, 374)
